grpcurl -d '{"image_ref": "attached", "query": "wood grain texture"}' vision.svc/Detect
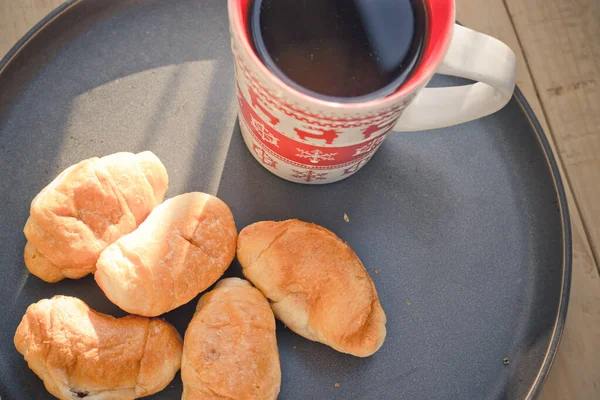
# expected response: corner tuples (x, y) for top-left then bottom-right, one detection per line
(1, 0), (599, 399)
(504, 0), (600, 268)
(541, 184), (600, 400)
(457, 0), (550, 134)
(0, 0), (64, 56)
(458, 1), (600, 399)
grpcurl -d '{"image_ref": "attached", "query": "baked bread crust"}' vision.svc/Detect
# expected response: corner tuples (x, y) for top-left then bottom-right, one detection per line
(13, 296), (182, 400)
(23, 151), (168, 282)
(237, 219), (387, 357)
(181, 278), (281, 400)
(95, 192), (237, 317)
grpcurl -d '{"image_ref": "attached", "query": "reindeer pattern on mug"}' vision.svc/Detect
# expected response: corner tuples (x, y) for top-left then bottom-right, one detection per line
(231, 38), (415, 183)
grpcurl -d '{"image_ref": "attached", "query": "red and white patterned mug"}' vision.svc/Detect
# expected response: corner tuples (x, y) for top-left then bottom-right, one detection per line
(228, 0), (516, 184)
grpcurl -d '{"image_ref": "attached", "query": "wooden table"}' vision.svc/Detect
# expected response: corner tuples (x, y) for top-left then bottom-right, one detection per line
(2, 0), (599, 399)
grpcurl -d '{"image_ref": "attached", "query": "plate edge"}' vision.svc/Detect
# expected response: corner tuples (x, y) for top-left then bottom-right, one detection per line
(514, 87), (572, 400)
(0, 8), (573, 400)
(0, 0), (80, 75)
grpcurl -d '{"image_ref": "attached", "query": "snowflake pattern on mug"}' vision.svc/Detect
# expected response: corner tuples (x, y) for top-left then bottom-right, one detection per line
(291, 169), (329, 183)
(343, 154), (374, 176)
(252, 142), (277, 169)
(251, 117), (280, 147)
(295, 148), (338, 164)
(353, 135), (387, 157)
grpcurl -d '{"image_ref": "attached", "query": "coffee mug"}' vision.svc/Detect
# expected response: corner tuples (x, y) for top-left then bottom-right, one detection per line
(228, 0), (516, 184)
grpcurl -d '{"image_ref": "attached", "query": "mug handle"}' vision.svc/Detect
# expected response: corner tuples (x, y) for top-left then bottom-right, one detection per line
(393, 24), (516, 132)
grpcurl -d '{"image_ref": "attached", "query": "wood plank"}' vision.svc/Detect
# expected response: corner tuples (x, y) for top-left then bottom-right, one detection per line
(456, 0), (550, 134)
(1, 0), (599, 399)
(0, 0), (64, 57)
(504, 0), (600, 267)
(457, 1), (600, 399)
(541, 187), (600, 400)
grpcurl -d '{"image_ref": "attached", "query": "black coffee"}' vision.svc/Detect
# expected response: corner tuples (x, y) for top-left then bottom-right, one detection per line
(249, 0), (427, 100)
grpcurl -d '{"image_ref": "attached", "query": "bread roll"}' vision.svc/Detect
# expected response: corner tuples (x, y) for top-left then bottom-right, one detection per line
(182, 278), (280, 400)
(14, 296), (182, 400)
(23, 151), (168, 282)
(95, 192), (237, 317)
(237, 219), (387, 357)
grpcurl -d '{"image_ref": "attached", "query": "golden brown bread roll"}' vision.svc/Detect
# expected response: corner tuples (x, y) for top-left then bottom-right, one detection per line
(237, 219), (387, 357)
(14, 296), (182, 400)
(181, 278), (281, 400)
(95, 192), (237, 317)
(23, 151), (168, 283)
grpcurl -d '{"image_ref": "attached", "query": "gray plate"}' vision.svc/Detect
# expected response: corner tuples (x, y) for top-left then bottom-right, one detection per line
(0, 1), (571, 399)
